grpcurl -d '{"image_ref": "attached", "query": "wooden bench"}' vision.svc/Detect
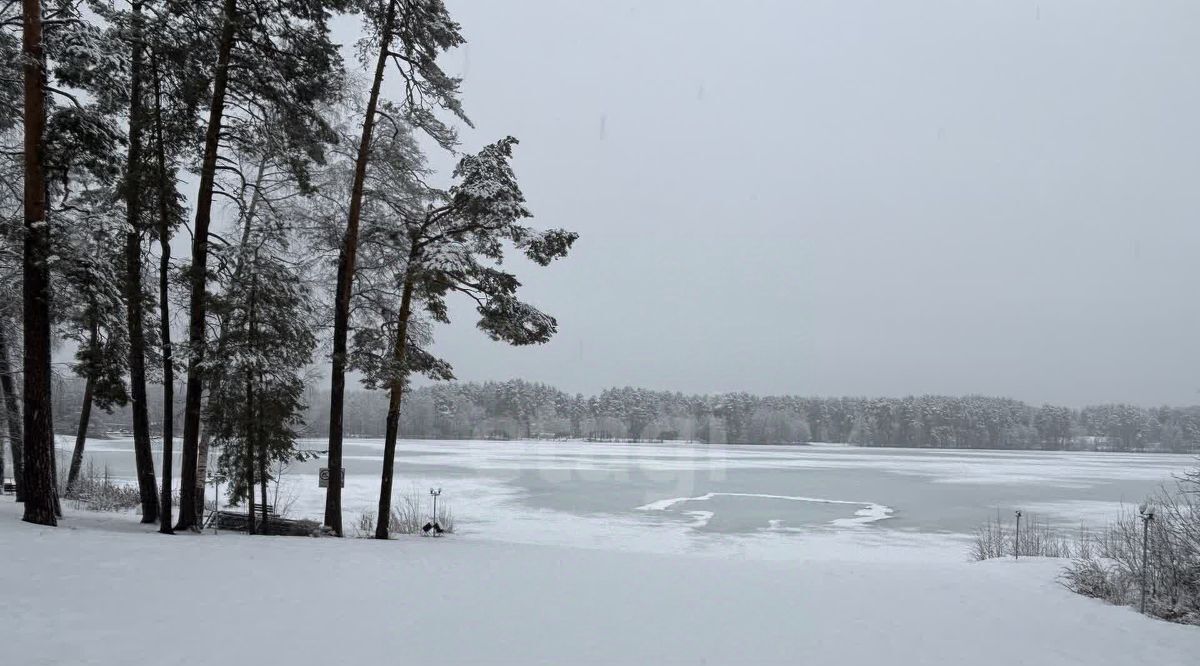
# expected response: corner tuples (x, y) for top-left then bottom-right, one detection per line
(203, 504), (273, 527)
(208, 509), (316, 536)
(2, 482), (15, 494)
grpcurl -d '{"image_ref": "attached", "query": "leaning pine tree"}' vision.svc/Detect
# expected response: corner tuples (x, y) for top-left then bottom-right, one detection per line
(356, 135), (577, 539)
(324, 0), (468, 535)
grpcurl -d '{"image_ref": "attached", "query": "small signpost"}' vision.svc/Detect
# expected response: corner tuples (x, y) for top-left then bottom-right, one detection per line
(318, 467), (345, 488)
(1014, 510), (1022, 560)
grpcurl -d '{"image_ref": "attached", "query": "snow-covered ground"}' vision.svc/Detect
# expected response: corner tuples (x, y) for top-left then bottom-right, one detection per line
(7, 440), (1200, 663)
(2, 500), (1197, 665)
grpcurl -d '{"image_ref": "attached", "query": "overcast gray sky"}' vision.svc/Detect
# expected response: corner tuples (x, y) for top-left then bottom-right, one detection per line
(336, 1), (1200, 406)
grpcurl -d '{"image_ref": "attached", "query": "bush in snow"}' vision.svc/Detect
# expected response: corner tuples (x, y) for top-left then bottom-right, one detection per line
(386, 489), (424, 536)
(354, 487), (455, 538)
(1063, 470), (1200, 625)
(60, 460), (141, 512)
(1061, 558), (1128, 603)
(971, 511), (1080, 561)
(354, 511), (376, 538)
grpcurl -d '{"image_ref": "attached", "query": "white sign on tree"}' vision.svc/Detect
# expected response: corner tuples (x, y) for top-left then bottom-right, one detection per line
(318, 468), (345, 488)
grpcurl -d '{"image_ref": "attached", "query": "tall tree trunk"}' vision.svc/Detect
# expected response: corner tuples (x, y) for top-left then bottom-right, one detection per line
(51, 441), (60, 517)
(177, 0), (238, 531)
(21, 0), (56, 526)
(246, 270), (261, 534)
(20, 0), (55, 525)
(65, 325), (98, 492)
(124, 0), (159, 524)
(374, 270), (415, 540)
(244, 376), (255, 536)
(194, 425), (209, 524)
(0, 321), (24, 500)
(66, 377), (93, 492)
(250, 271), (268, 535)
(258, 446), (268, 534)
(152, 54), (175, 534)
(327, 0), (399, 536)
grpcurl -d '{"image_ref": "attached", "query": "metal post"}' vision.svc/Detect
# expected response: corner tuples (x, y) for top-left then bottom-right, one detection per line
(430, 487), (441, 523)
(1140, 504), (1155, 614)
(213, 476), (220, 535)
(205, 444), (216, 535)
(1014, 510), (1022, 560)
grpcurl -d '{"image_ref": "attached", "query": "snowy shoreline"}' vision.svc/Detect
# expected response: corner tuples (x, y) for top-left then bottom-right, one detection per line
(2, 501), (1197, 665)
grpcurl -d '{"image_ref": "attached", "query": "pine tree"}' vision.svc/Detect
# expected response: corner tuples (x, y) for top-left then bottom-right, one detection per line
(175, 0), (347, 531)
(11, 0), (152, 523)
(50, 0), (165, 521)
(55, 199), (130, 493)
(139, 3), (211, 534)
(121, 0), (161, 523)
(206, 217), (318, 535)
(324, 0), (468, 535)
(20, 0), (56, 525)
(0, 24), (21, 493)
(0, 318), (22, 499)
(359, 135), (576, 538)
(148, 55), (189, 533)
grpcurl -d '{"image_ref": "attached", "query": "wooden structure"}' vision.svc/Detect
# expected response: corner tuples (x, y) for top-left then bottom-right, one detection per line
(204, 507), (319, 537)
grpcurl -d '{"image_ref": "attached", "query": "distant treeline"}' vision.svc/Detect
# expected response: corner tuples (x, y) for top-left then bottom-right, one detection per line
(51, 378), (1200, 452)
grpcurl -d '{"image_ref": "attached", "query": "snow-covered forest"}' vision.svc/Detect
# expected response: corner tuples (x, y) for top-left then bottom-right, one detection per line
(49, 378), (1200, 451)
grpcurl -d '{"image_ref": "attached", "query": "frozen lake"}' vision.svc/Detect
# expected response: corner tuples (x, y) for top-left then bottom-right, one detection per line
(64, 437), (1195, 559)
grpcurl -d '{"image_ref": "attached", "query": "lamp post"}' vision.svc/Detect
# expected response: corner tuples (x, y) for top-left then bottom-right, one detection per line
(1139, 503), (1155, 614)
(430, 487), (442, 523)
(1014, 510), (1022, 560)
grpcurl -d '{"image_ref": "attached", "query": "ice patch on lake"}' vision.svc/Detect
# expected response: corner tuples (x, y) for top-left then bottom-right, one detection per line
(636, 492), (893, 528)
(832, 502), (894, 527)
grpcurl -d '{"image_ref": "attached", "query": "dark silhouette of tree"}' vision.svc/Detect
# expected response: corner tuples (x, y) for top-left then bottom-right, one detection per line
(323, 0), (468, 535)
